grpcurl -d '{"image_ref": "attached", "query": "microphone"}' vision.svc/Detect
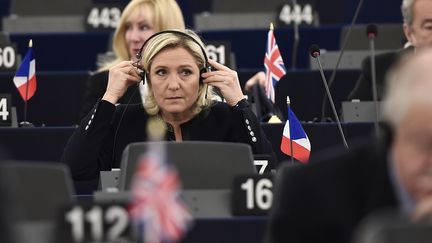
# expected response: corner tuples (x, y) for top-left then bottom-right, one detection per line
(309, 44), (349, 149)
(366, 24), (380, 138)
(366, 24), (378, 39)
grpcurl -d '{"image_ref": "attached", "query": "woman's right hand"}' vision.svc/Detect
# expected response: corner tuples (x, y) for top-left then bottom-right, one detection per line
(102, 61), (142, 104)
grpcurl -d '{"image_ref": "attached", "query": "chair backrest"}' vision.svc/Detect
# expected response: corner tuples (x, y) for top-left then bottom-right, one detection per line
(340, 24), (405, 50)
(118, 141), (256, 191)
(212, 0), (283, 13)
(0, 161), (74, 222)
(10, 0), (90, 15)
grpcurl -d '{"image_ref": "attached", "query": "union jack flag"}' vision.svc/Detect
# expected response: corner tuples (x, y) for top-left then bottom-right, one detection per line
(129, 143), (193, 243)
(264, 25), (286, 103)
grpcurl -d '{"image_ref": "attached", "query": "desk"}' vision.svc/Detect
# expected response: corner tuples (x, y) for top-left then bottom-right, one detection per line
(182, 217), (267, 243)
(75, 194), (267, 243)
(0, 72), (88, 126)
(0, 123), (374, 193)
(262, 122), (373, 166)
(0, 127), (74, 161)
(0, 123), (373, 163)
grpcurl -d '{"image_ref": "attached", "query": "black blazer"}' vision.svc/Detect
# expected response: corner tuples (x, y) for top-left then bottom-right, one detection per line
(347, 48), (412, 101)
(62, 100), (275, 181)
(267, 137), (398, 243)
(79, 70), (143, 120)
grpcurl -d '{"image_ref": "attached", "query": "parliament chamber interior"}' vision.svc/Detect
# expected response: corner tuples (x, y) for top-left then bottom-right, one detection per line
(0, 0), (422, 242)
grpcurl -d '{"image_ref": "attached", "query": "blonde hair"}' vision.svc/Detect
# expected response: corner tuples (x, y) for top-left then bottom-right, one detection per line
(99, 0), (185, 71)
(140, 29), (215, 115)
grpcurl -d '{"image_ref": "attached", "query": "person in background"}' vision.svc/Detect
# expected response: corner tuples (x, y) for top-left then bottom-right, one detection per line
(347, 0), (432, 101)
(79, 0), (185, 120)
(244, 71), (265, 93)
(62, 29), (275, 181)
(267, 47), (432, 243)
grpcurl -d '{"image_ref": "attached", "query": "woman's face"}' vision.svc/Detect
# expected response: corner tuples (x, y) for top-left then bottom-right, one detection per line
(124, 5), (155, 60)
(149, 47), (201, 118)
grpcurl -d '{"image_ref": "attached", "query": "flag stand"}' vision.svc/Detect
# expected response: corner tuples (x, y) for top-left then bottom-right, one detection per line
(286, 96), (294, 164)
(20, 68), (34, 127)
(19, 102), (33, 127)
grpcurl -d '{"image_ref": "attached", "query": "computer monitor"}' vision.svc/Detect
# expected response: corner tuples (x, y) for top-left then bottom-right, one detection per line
(118, 141), (257, 191)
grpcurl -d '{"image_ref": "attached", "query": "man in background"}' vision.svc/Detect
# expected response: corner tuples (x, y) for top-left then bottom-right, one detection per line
(347, 0), (432, 101)
(267, 47), (432, 243)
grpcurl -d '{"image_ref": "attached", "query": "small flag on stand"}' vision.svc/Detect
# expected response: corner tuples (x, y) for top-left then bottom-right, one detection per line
(129, 118), (193, 243)
(13, 39), (36, 101)
(13, 39), (36, 126)
(264, 23), (286, 103)
(281, 97), (311, 163)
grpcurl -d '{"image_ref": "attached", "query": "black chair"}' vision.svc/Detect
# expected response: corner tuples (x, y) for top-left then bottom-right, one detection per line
(119, 141), (257, 191)
(109, 141), (258, 218)
(0, 161), (74, 243)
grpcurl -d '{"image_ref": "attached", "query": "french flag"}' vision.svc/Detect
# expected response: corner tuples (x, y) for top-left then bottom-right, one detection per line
(13, 40), (36, 101)
(280, 108), (311, 163)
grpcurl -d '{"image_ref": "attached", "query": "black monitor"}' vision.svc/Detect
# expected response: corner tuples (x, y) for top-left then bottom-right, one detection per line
(118, 141), (257, 191)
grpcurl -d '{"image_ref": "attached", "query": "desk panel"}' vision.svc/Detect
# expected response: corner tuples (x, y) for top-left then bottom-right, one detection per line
(0, 123), (373, 163)
(182, 217), (267, 243)
(0, 123), (374, 193)
(262, 122), (373, 167)
(0, 72), (88, 126)
(0, 127), (74, 161)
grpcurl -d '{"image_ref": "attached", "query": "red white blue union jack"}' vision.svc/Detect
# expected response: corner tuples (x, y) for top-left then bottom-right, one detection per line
(129, 147), (193, 243)
(264, 28), (287, 103)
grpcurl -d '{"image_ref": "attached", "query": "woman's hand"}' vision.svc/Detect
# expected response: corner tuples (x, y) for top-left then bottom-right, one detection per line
(102, 61), (142, 104)
(201, 59), (245, 106)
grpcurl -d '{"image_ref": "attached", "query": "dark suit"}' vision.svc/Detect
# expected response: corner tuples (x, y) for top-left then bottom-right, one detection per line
(62, 99), (275, 181)
(79, 70), (143, 120)
(347, 48), (412, 101)
(267, 136), (398, 243)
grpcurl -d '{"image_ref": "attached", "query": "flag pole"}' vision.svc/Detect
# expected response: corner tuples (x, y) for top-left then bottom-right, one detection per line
(19, 39), (34, 127)
(287, 96), (294, 164)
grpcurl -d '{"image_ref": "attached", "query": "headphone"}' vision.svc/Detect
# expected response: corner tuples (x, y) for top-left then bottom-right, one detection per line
(135, 30), (211, 84)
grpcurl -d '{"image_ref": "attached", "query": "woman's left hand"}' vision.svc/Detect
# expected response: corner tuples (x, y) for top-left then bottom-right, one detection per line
(201, 59), (245, 106)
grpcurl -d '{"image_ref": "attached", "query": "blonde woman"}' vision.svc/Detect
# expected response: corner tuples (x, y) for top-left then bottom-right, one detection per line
(63, 29), (275, 181)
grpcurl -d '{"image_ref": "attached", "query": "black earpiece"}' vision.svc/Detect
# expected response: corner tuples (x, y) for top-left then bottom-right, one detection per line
(138, 70), (146, 83)
(135, 30), (210, 85)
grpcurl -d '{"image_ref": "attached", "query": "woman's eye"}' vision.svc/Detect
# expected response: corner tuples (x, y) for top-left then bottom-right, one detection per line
(155, 69), (166, 76)
(181, 69), (193, 76)
(139, 24), (150, 31)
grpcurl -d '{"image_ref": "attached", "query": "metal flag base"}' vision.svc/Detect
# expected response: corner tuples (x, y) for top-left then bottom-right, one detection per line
(19, 121), (34, 127)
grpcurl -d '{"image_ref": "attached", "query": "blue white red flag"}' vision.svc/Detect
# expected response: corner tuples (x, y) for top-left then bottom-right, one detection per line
(281, 108), (311, 163)
(264, 24), (286, 103)
(129, 144), (193, 243)
(13, 40), (36, 101)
